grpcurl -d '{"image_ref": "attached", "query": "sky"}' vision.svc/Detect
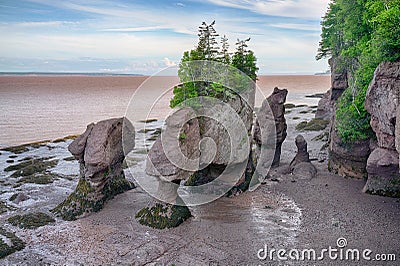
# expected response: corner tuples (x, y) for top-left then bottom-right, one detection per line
(0, 0), (331, 75)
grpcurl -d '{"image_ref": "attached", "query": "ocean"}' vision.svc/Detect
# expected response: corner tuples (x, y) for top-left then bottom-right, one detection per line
(0, 75), (330, 147)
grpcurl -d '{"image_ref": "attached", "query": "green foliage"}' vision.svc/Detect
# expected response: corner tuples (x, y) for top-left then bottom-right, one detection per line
(317, 0), (400, 144)
(335, 88), (374, 142)
(170, 21), (258, 108)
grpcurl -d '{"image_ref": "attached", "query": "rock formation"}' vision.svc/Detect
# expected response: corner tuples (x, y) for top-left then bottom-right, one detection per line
(363, 61), (400, 197)
(329, 57), (348, 100)
(329, 127), (370, 179)
(146, 108), (201, 183)
(315, 57), (349, 121)
(320, 56), (371, 179)
(52, 118), (136, 220)
(254, 87), (288, 167)
(315, 90), (332, 120)
(141, 85), (257, 228)
(289, 135), (317, 179)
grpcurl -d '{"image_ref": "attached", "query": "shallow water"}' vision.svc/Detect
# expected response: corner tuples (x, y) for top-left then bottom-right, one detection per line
(1, 120), (303, 265)
(0, 75), (330, 147)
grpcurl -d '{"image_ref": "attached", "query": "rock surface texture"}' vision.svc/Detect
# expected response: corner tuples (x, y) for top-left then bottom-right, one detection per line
(254, 87), (288, 167)
(364, 61), (400, 197)
(315, 57), (349, 121)
(325, 56), (371, 179)
(53, 118), (136, 220)
(329, 127), (370, 179)
(289, 135), (316, 179)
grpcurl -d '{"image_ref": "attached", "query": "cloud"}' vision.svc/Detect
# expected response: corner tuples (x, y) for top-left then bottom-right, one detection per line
(163, 57), (177, 67)
(101, 26), (166, 32)
(200, 0), (330, 19)
(268, 23), (320, 32)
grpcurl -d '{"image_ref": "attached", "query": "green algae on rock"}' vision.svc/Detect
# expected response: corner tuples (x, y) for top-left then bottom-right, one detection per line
(0, 140), (50, 154)
(8, 212), (55, 229)
(52, 176), (134, 221)
(52, 134), (79, 143)
(0, 200), (14, 214)
(0, 227), (25, 259)
(5, 157), (58, 178)
(17, 173), (56, 185)
(135, 203), (191, 229)
(52, 118), (136, 221)
(296, 119), (329, 131)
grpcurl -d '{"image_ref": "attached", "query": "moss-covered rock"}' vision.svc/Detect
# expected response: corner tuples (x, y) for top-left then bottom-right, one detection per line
(6, 157), (58, 178)
(0, 141), (49, 154)
(0, 227), (25, 259)
(63, 156), (76, 161)
(0, 200), (10, 214)
(17, 173), (55, 185)
(296, 119), (329, 131)
(135, 202), (191, 229)
(284, 103), (296, 109)
(8, 212), (55, 229)
(52, 176), (134, 221)
(52, 135), (79, 143)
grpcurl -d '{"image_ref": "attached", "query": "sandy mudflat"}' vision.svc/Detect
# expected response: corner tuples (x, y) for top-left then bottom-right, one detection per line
(1, 104), (399, 266)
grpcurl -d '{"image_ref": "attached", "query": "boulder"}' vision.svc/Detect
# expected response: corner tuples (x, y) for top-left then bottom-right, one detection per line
(254, 87), (288, 167)
(329, 127), (370, 179)
(53, 117), (135, 220)
(289, 135), (316, 179)
(292, 162), (317, 180)
(315, 90), (333, 120)
(363, 148), (400, 197)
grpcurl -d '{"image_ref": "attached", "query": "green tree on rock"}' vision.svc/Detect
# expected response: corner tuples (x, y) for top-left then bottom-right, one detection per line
(170, 21), (258, 108)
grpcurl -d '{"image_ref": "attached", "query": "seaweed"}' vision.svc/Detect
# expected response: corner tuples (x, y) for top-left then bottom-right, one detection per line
(296, 119), (329, 131)
(0, 227), (25, 259)
(135, 203), (191, 229)
(52, 175), (134, 221)
(8, 212), (55, 229)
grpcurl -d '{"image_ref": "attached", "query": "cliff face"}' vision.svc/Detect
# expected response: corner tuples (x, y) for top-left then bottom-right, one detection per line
(318, 57), (371, 179)
(363, 61), (400, 197)
(315, 57), (349, 120)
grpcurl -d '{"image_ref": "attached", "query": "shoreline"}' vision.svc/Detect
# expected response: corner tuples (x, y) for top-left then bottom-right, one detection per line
(1, 101), (399, 264)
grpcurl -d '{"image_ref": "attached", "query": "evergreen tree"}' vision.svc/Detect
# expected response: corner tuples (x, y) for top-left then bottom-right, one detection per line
(170, 21), (258, 108)
(219, 35), (231, 65)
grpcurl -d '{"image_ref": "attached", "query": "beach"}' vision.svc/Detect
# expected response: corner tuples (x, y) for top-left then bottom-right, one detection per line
(0, 76), (399, 264)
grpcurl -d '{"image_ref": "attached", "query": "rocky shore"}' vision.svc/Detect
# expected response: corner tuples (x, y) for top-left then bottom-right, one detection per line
(1, 60), (400, 264)
(0, 92), (399, 264)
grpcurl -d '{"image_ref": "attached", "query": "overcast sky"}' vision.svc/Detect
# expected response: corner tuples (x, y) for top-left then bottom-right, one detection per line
(0, 0), (331, 74)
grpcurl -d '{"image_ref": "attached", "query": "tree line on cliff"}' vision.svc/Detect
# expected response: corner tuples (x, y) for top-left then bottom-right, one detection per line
(317, 0), (400, 143)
